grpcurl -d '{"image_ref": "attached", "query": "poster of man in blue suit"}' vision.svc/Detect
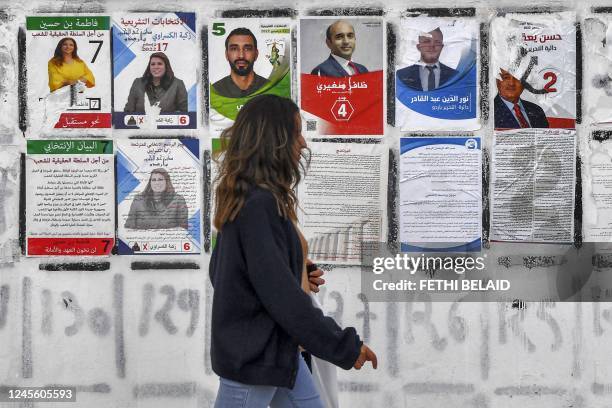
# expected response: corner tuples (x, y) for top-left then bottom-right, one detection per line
(395, 17), (479, 131)
(396, 27), (457, 91)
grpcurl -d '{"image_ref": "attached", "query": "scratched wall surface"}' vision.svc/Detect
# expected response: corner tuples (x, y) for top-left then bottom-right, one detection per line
(1, 0), (612, 407)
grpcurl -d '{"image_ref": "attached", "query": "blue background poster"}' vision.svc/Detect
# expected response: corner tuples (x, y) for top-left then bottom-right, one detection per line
(112, 13), (197, 129)
(116, 138), (201, 255)
(395, 17), (479, 131)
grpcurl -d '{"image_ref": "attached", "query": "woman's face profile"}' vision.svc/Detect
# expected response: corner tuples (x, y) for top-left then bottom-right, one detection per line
(150, 173), (167, 193)
(149, 57), (166, 79)
(61, 39), (75, 56)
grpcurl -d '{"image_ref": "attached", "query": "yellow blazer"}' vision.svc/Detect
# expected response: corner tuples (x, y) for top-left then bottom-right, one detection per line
(48, 59), (95, 92)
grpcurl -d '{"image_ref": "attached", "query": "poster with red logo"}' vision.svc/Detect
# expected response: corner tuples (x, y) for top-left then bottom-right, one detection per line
(491, 12), (576, 130)
(395, 16), (479, 131)
(25, 140), (114, 256)
(26, 16), (112, 135)
(299, 17), (384, 136)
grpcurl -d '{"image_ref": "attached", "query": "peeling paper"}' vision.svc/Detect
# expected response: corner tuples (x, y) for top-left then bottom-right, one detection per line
(583, 139), (612, 241)
(584, 16), (612, 125)
(490, 129), (576, 243)
(491, 12), (576, 129)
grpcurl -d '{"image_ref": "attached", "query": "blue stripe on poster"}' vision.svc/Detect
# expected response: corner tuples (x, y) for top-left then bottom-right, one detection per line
(175, 12), (196, 33)
(179, 138), (199, 158)
(188, 84), (197, 112)
(112, 25), (137, 78)
(401, 238), (482, 253)
(397, 64), (477, 120)
(116, 152), (141, 203)
(188, 210), (201, 245)
(400, 137), (480, 155)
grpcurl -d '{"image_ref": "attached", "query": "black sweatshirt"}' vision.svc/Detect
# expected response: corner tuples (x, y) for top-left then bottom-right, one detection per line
(209, 187), (362, 388)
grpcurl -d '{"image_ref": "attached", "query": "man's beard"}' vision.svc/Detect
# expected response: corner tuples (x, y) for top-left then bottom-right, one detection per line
(230, 59), (253, 76)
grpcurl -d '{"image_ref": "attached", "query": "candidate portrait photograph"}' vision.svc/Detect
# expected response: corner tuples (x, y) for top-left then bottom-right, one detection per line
(397, 27), (457, 91)
(301, 18), (383, 78)
(212, 27), (269, 98)
(494, 68), (549, 129)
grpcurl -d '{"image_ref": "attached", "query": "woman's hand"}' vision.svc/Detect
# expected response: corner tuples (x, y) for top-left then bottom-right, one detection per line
(306, 260), (325, 292)
(353, 344), (377, 370)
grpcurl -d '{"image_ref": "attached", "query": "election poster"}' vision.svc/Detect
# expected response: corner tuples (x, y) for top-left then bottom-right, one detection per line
(116, 139), (201, 255)
(491, 12), (576, 130)
(112, 12), (197, 129)
(584, 16), (612, 125)
(25, 140), (114, 256)
(583, 137), (612, 241)
(490, 129), (575, 243)
(26, 16), (112, 133)
(395, 16), (478, 131)
(209, 18), (292, 137)
(399, 137), (482, 252)
(300, 17), (384, 136)
(297, 142), (388, 265)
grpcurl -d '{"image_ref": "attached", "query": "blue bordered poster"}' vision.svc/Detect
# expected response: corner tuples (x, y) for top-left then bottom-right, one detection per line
(395, 17), (479, 131)
(112, 13), (197, 129)
(400, 137), (482, 252)
(116, 138), (201, 254)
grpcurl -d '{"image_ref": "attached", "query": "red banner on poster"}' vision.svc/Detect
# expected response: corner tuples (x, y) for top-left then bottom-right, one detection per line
(28, 238), (114, 256)
(301, 71), (383, 135)
(54, 113), (112, 129)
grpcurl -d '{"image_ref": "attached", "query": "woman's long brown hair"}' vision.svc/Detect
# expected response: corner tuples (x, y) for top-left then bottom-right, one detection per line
(213, 94), (308, 230)
(50, 38), (82, 67)
(141, 168), (176, 209)
(142, 52), (175, 91)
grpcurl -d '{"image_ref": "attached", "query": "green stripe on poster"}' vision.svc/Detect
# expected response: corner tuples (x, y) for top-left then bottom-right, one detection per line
(27, 140), (113, 154)
(26, 16), (110, 31)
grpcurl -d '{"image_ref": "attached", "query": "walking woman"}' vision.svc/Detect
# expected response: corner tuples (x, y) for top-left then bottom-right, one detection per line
(210, 94), (377, 407)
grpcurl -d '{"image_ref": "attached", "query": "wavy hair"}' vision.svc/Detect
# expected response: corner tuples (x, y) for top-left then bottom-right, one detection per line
(142, 52), (175, 91)
(213, 94), (309, 230)
(50, 38), (82, 67)
(141, 168), (176, 210)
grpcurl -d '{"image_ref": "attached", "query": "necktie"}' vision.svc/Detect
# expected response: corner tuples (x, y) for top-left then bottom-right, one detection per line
(513, 103), (530, 128)
(348, 61), (359, 75)
(426, 65), (436, 91)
